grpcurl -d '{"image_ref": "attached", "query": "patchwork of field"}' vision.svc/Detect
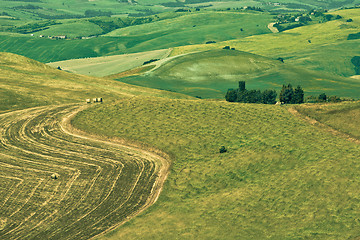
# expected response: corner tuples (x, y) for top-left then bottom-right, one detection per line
(0, 11), (272, 63)
(171, 8), (360, 77)
(0, 104), (169, 239)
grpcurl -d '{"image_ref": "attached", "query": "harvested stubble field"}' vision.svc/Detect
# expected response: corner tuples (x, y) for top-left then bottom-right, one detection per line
(73, 97), (360, 239)
(0, 104), (169, 239)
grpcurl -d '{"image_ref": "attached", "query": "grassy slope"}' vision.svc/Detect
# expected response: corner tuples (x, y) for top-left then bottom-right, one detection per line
(47, 49), (171, 77)
(105, 12), (272, 47)
(172, 8), (360, 77)
(0, 11), (272, 63)
(71, 97), (360, 239)
(33, 20), (104, 38)
(295, 101), (360, 139)
(118, 49), (360, 99)
(0, 52), (191, 112)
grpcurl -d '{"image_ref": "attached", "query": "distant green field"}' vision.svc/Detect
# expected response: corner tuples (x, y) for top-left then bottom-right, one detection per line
(1, 0), (359, 23)
(71, 96), (360, 240)
(172, 8), (360, 77)
(117, 49), (360, 99)
(0, 11), (273, 62)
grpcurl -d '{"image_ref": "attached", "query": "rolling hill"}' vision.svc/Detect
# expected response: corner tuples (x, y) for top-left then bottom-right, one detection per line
(71, 96), (360, 239)
(0, 52), (191, 113)
(0, 11), (273, 63)
(171, 8), (360, 77)
(117, 49), (360, 99)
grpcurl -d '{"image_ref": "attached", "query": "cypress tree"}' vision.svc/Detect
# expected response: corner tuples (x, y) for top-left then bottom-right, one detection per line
(294, 86), (304, 104)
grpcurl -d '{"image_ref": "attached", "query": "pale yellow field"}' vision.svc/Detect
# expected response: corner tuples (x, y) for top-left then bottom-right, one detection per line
(47, 49), (171, 77)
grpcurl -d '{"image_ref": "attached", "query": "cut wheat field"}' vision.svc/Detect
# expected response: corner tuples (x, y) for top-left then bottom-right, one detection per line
(0, 104), (169, 240)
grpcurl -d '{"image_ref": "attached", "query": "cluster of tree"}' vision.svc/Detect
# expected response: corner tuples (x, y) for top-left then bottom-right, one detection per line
(13, 4), (42, 9)
(175, 9), (191, 12)
(223, 46), (236, 50)
(88, 16), (154, 34)
(245, 6), (264, 12)
(306, 94), (342, 103)
(36, 13), (83, 20)
(10, 20), (59, 34)
(0, 12), (10, 16)
(84, 10), (112, 18)
(225, 81), (277, 104)
(348, 32), (360, 40)
(351, 56), (360, 74)
(274, 23), (305, 32)
(279, 84), (304, 104)
(6, 0), (41, 2)
(143, 59), (159, 65)
(128, 9), (159, 17)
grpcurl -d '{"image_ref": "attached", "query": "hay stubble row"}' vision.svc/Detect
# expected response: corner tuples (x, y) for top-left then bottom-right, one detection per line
(0, 104), (169, 239)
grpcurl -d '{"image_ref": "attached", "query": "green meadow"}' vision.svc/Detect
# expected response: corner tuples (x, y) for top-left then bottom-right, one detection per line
(70, 97), (360, 239)
(0, 11), (272, 63)
(172, 8), (360, 77)
(118, 49), (360, 99)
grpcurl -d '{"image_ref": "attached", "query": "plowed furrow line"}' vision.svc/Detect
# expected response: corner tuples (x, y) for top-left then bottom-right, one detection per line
(0, 104), (170, 240)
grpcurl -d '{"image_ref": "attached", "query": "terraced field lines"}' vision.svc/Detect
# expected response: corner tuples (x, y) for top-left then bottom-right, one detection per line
(0, 104), (169, 239)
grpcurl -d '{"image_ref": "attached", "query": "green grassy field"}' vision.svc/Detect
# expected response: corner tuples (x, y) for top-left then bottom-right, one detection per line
(0, 11), (273, 63)
(70, 97), (360, 239)
(1, 0), (359, 22)
(0, 52), (191, 113)
(295, 101), (360, 139)
(117, 49), (360, 99)
(172, 8), (360, 77)
(2, 2), (360, 239)
(33, 20), (104, 38)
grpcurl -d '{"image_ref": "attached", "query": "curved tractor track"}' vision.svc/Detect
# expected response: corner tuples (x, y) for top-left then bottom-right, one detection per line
(0, 104), (169, 240)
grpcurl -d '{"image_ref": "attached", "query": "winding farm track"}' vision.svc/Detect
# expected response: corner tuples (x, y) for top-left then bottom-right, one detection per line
(0, 104), (169, 239)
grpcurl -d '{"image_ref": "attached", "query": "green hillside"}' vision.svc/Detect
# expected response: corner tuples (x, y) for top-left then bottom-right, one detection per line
(70, 97), (360, 239)
(0, 52), (191, 113)
(47, 49), (171, 77)
(117, 49), (360, 99)
(172, 8), (360, 77)
(1, 0), (359, 22)
(0, 11), (272, 63)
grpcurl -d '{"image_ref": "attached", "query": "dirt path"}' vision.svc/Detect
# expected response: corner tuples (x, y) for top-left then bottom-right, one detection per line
(0, 104), (170, 240)
(288, 107), (360, 144)
(267, 22), (279, 33)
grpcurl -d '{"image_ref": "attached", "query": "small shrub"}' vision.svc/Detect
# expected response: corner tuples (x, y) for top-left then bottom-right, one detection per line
(219, 146), (227, 153)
